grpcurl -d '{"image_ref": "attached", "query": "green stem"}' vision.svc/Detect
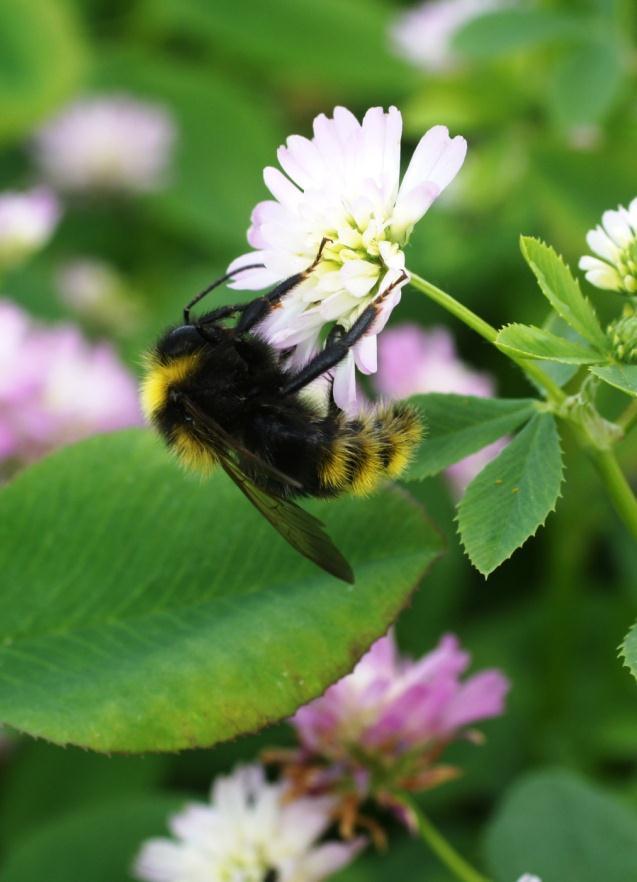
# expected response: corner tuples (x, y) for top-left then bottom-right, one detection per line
(588, 447), (637, 539)
(408, 270), (637, 539)
(396, 793), (491, 882)
(618, 399), (637, 434)
(408, 272), (565, 405)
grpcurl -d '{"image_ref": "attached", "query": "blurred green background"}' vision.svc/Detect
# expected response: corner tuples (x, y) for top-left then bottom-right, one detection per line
(1, 0), (637, 879)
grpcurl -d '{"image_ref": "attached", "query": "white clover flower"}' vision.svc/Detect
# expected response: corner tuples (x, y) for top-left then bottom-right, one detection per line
(134, 765), (363, 882)
(516, 876), (542, 882)
(579, 198), (637, 294)
(228, 106), (466, 411)
(0, 187), (60, 269)
(34, 95), (176, 194)
(391, 0), (508, 73)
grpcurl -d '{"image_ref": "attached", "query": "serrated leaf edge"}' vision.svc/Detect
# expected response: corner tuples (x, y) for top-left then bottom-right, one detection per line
(496, 321), (607, 363)
(520, 235), (609, 351)
(455, 414), (566, 577)
(618, 619), (637, 683)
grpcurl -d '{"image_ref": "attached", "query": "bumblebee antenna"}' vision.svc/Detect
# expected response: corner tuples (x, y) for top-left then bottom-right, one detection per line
(183, 263), (265, 324)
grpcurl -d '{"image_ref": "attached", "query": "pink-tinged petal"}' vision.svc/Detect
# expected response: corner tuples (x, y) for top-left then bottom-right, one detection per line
(382, 106), (403, 201)
(354, 334), (377, 374)
(427, 135), (467, 191)
(405, 634), (470, 685)
(312, 113), (347, 178)
(398, 125), (450, 195)
(360, 106), (386, 184)
(332, 351), (357, 412)
(251, 199), (284, 226)
(292, 839), (367, 880)
(333, 106), (361, 143)
(392, 181), (441, 236)
(247, 222), (269, 249)
(440, 670), (510, 732)
(258, 220), (307, 252)
(226, 251), (280, 290)
(399, 125), (466, 200)
(362, 634), (399, 672)
(263, 166), (302, 208)
(285, 134), (326, 188)
(319, 291), (358, 321)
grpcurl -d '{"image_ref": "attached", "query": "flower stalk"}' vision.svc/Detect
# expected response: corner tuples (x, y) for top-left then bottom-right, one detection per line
(395, 793), (491, 882)
(408, 272), (566, 404)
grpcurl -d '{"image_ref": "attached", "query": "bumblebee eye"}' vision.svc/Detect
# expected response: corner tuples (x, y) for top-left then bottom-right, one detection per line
(158, 324), (204, 359)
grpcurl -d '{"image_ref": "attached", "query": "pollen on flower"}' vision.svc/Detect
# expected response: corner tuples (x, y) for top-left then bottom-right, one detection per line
(227, 106), (467, 412)
(579, 197), (637, 294)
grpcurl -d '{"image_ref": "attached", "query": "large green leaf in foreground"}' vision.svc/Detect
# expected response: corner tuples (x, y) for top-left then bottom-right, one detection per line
(0, 430), (441, 753)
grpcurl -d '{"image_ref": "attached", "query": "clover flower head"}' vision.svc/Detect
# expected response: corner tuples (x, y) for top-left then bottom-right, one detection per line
(391, 0), (507, 72)
(34, 95), (176, 194)
(0, 187), (60, 269)
(56, 257), (140, 332)
(0, 299), (141, 468)
(227, 106), (466, 412)
(288, 632), (509, 823)
(517, 876), (542, 882)
(579, 198), (637, 294)
(375, 323), (504, 492)
(134, 764), (363, 882)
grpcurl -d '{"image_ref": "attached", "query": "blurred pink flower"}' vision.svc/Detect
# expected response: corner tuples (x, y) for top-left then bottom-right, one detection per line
(56, 257), (141, 332)
(375, 323), (505, 492)
(0, 299), (141, 468)
(286, 632), (508, 829)
(228, 106), (466, 411)
(34, 95), (176, 194)
(391, 0), (508, 73)
(0, 187), (60, 269)
(135, 764), (363, 882)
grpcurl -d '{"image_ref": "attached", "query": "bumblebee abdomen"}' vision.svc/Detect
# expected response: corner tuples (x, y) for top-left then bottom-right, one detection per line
(318, 402), (423, 496)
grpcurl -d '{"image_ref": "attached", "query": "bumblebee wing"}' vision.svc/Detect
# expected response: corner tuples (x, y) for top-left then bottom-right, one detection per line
(219, 453), (354, 584)
(182, 398), (354, 584)
(183, 398), (302, 490)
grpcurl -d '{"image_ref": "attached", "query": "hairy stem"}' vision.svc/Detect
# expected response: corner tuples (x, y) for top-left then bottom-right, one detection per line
(396, 793), (491, 882)
(408, 272), (565, 404)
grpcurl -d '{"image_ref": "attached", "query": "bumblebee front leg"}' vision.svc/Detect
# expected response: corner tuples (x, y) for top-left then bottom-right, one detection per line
(235, 237), (333, 334)
(280, 271), (407, 397)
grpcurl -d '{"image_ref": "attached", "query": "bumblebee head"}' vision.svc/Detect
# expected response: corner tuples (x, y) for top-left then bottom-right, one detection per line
(141, 323), (215, 424)
(155, 323), (215, 360)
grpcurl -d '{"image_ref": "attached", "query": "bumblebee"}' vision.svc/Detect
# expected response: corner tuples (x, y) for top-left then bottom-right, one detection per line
(141, 241), (422, 583)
